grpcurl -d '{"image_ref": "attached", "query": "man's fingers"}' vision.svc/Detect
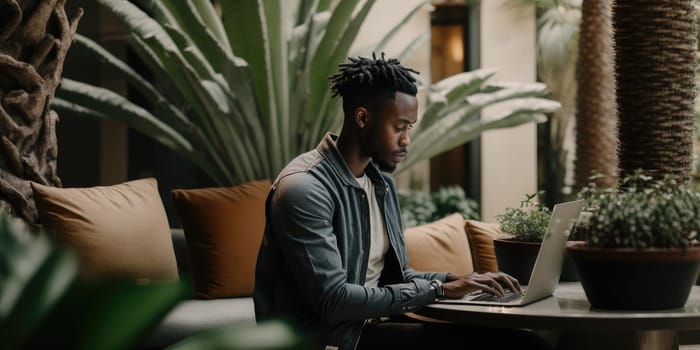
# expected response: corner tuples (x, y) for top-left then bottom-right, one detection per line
(509, 275), (522, 291)
(488, 272), (521, 292)
(496, 273), (520, 292)
(474, 279), (505, 298)
(490, 279), (505, 296)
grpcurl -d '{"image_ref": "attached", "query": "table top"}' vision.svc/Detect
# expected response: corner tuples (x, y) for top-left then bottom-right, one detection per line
(417, 283), (700, 331)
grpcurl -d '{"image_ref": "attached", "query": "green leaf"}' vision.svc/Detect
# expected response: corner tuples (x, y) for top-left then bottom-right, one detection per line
(192, 0), (233, 54)
(126, 34), (189, 112)
(181, 73), (252, 184)
(130, 0), (179, 27)
(25, 278), (191, 350)
(417, 69), (498, 133)
(309, 0), (376, 149)
(72, 34), (193, 134)
(288, 11), (331, 154)
(163, 24), (217, 81)
(0, 214), (79, 350)
(262, 0), (291, 169)
(306, 0), (363, 140)
(95, 0), (179, 53)
(397, 94), (559, 173)
(162, 1), (236, 80)
(221, 0), (283, 174)
(95, 0), (212, 125)
(317, 0), (337, 12)
(294, 0), (319, 26)
(55, 79), (194, 156)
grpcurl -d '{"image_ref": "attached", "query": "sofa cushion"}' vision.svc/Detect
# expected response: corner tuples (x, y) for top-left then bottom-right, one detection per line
(404, 213), (473, 275)
(31, 178), (178, 281)
(465, 220), (503, 273)
(171, 179), (270, 299)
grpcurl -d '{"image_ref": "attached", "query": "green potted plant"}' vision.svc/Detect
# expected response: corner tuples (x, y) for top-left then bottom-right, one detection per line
(569, 170), (700, 310)
(398, 185), (480, 228)
(494, 192), (579, 284)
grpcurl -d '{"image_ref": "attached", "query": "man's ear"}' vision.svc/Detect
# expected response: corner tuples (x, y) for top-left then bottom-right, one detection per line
(354, 107), (369, 128)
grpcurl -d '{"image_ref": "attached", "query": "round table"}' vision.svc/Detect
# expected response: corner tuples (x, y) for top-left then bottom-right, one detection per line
(416, 282), (700, 350)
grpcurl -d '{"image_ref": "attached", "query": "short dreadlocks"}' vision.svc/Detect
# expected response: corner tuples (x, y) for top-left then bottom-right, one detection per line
(328, 52), (419, 114)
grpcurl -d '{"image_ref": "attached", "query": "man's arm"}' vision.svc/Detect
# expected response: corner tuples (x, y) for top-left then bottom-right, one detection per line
(382, 176), (520, 299)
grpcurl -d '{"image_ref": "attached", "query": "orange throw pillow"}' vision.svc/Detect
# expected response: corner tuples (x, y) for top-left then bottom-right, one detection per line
(32, 178), (178, 282)
(171, 179), (271, 299)
(465, 220), (503, 273)
(404, 213), (474, 275)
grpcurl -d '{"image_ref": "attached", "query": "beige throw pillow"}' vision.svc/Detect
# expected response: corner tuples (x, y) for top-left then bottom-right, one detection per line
(32, 178), (178, 281)
(404, 213), (474, 275)
(465, 220), (503, 273)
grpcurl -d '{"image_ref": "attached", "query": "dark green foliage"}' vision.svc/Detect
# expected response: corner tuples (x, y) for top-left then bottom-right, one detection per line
(495, 191), (551, 243)
(576, 169), (700, 248)
(398, 185), (479, 228)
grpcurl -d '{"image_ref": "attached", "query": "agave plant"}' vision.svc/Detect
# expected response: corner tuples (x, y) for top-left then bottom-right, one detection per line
(53, 0), (560, 186)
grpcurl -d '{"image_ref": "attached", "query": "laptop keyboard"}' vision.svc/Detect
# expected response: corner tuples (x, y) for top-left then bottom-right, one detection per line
(471, 289), (525, 302)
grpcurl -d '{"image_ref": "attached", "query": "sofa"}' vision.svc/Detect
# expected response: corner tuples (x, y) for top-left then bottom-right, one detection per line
(28, 177), (506, 349)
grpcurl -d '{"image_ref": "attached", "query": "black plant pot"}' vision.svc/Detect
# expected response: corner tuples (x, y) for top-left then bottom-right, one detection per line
(560, 245), (580, 282)
(493, 238), (579, 285)
(567, 242), (700, 310)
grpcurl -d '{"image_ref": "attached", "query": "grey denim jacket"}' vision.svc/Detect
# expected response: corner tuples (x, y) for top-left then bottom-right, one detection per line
(254, 133), (447, 350)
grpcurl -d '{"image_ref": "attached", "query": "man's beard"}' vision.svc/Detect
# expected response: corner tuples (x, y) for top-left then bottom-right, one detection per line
(375, 159), (396, 173)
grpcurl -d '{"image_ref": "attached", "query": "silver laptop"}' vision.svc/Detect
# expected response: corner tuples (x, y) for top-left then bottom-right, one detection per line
(437, 199), (585, 306)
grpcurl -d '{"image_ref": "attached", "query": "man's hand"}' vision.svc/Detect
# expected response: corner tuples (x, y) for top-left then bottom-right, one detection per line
(443, 272), (521, 299)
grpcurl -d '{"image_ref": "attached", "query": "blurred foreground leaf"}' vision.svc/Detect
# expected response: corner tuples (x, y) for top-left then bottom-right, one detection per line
(0, 208), (190, 350)
(25, 277), (190, 350)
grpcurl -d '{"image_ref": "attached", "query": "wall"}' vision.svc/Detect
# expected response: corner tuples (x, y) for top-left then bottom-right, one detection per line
(480, 1), (537, 222)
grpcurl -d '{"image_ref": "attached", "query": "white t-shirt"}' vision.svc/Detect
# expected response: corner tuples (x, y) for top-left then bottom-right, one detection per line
(356, 174), (389, 288)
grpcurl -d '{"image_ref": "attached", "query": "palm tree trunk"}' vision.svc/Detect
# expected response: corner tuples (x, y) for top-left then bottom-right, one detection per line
(574, 0), (618, 189)
(0, 0), (82, 225)
(614, 0), (697, 184)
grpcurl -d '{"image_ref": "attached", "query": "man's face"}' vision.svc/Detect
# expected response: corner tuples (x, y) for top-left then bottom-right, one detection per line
(362, 92), (418, 172)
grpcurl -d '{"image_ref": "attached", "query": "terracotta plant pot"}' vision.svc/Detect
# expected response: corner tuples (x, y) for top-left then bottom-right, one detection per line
(567, 242), (700, 310)
(493, 238), (579, 285)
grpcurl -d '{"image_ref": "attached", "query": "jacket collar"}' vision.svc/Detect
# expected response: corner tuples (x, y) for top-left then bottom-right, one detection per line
(317, 132), (388, 191)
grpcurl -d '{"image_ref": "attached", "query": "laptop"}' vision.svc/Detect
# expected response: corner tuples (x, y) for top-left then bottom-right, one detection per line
(437, 199), (585, 306)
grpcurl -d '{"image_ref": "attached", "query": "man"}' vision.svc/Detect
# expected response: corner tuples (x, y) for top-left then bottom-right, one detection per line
(254, 53), (551, 349)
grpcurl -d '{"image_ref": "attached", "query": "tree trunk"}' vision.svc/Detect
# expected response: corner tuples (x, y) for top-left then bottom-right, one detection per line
(614, 0), (697, 184)
(574, 0), (618, 190)
(0, 0), (82, 225)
